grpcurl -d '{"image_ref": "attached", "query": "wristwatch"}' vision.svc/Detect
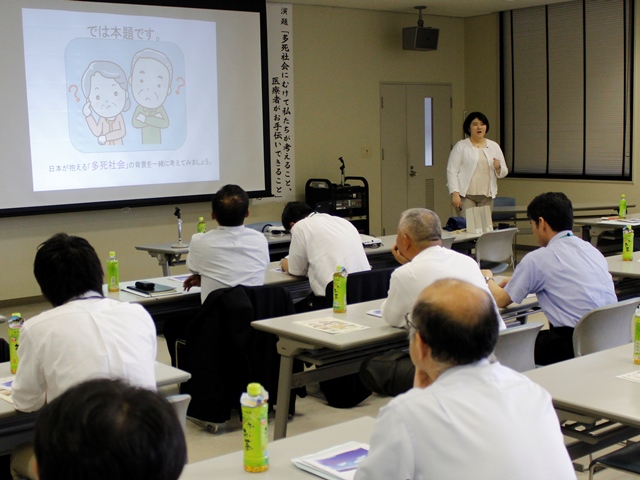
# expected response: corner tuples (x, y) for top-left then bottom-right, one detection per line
(484, 276), (494, 284)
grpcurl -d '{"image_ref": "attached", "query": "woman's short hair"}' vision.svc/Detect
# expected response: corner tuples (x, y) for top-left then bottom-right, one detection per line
(463, 111), (490, 136)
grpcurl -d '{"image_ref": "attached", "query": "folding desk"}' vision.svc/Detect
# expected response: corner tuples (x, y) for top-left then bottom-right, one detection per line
(607, 253), (640, 279)
(102, 266), (306, 330)
(253, 296), (540, 440)
(494, 202), (629, 223)
(252, 299), (404, 440)
(0, 361), (191, 455)
(525, 344), (640, 459)
(136, 232), (293, 276)
(179, 416), (375, 479)
(135, 232), (479, 275)
(574, 212), (640, 246)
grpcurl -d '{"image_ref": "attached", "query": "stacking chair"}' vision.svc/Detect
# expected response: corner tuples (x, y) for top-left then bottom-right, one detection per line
(492, 196), (517, 229)
(572, 297), (640, 357)
(588, 441), (640, 479)
(441, 236), (455, 249)
(474, 227), (518, 274)
(322, 265), (397, 309)
(493, 322), (543, 372)
(178, 284), (297, 428)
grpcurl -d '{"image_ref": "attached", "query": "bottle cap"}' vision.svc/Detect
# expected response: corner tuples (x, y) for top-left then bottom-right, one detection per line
(247, 383), (262, 396)
(622, 194), (626, 198)
(109, 251), (116, 256)
(199, 216), (204, 221)
(11, 313), (21, 318)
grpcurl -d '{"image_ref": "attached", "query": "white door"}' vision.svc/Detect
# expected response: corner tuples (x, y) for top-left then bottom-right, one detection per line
(380, 84), (452, 235)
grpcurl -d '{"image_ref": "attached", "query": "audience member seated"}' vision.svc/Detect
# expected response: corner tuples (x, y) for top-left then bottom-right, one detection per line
(182, 184), (270, 303)
(355, 279), (575, 480)
(360, 208), (504, 397)
(11, 233), (157, 480)
(280, 201), (370, 312)
(33, 378), (186, 480)
(485, 192), (617, 365)
(165, 184), (270, 366)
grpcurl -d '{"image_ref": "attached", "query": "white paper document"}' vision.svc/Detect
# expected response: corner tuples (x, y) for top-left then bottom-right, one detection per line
(294, 318), (369, 335)
(291, 441), (369, 480)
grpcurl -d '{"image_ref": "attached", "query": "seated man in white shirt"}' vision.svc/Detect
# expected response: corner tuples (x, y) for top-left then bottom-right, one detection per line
(182, 184), (270, 303)
(165, 184), (270, 365)
(280, 201), (370, 312)
(11, 233), (157, 480)
(360, 208), (504, 396)
(355, 279), (575, 480)
(381, 208), (504, 329)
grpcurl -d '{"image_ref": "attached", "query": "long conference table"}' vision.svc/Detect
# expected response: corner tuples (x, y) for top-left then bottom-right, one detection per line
(0, 361), (191, 455)
(574, 212), (640, 246)
(179, 416), (375, 479)
(135, 232), (482, 276)
(525, 343), (640, 460)
(253, 296), (541, 440)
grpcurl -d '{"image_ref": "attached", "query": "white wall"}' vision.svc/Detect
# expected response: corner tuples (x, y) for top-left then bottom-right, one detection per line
(0, 5), (465, 303)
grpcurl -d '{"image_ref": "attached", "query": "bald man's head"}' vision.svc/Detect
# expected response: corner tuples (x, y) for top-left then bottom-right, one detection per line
(411, 279), (499, 366)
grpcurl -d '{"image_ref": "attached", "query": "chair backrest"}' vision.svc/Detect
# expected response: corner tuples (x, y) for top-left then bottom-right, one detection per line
(441, 236), (455, 249)
(573, 297), (640, 357)
(493, 322), (544, 372)
(492, 196), (516, 221)
(166, 393), (191, 432)
(323, 266), (397, 307)
(475, 227), (518, 265)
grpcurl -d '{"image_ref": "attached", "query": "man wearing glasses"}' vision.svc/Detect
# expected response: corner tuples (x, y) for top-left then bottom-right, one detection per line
(355, 279), (575, 480)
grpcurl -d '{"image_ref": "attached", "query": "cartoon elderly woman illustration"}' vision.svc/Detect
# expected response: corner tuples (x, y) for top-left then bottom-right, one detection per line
(81, 61), (130, 146)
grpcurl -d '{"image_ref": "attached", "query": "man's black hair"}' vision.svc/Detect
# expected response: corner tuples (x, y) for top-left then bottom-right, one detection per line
(211, 184), (249, 227)
(34, 378), (187, 480)
(526, 192), (573, 232)
(33, 233), (104, 307)
(281, 201), (313, 231)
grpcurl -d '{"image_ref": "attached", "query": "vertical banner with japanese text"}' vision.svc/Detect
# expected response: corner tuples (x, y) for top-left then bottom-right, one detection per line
(263, 3), (295, 203)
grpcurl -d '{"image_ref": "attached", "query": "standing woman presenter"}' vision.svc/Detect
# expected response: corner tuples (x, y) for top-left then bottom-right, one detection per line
(446, 112), (508, 214)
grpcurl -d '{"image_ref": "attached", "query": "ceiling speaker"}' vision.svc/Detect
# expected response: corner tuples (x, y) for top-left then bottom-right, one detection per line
(403, 26), (439, 51)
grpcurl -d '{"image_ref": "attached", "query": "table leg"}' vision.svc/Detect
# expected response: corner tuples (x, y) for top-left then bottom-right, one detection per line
(274, 354), (294, 440)
(159, 254), (171, 276)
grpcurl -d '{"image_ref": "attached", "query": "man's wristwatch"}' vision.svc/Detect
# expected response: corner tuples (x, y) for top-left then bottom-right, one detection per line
(484, 276), (494, 284)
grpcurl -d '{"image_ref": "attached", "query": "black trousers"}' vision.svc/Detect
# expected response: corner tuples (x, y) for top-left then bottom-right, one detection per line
(534, 324), (575, 366)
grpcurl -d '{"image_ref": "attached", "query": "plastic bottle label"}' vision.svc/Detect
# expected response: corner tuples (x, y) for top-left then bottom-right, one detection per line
(107, 260), (119, 292)
(333, 273), (347, 313)
(620, 197), (627, 219)
(241, 403), (269, 471)
(623, 231), (634, 261)
(634, 313), (640, 365)
(8, 314), (23, 374)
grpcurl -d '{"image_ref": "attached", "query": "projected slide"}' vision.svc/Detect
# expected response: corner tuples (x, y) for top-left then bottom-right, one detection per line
(22, 8), (220, 192)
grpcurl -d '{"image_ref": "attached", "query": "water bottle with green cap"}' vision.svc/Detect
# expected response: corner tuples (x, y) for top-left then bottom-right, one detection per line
(620, 194), (627, 219)
(107, 251), (119, 293)
(240, 382), (269, 472)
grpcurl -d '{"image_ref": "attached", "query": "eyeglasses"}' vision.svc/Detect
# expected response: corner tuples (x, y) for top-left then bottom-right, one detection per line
(404, 312), (418, 331)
